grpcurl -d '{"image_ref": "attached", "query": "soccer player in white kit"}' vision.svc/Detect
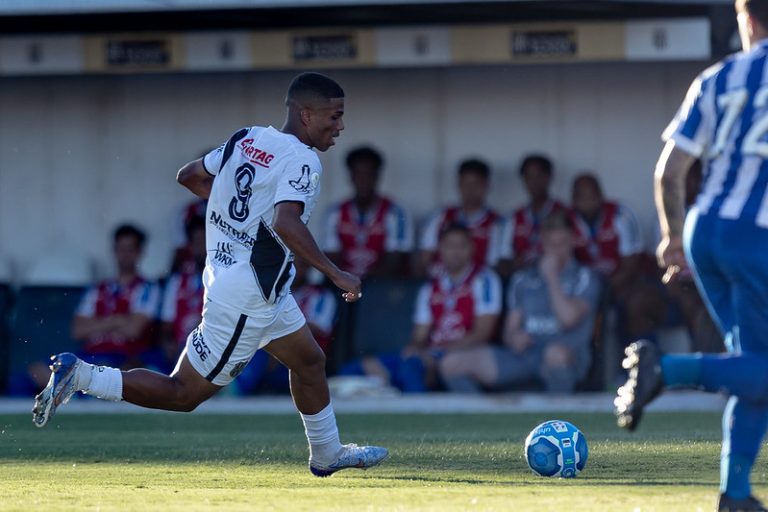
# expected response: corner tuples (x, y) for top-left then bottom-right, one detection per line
(32, 72), (388, 477)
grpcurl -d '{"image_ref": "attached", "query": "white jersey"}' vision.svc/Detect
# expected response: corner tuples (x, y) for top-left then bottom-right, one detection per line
(201, 125), (323, 317)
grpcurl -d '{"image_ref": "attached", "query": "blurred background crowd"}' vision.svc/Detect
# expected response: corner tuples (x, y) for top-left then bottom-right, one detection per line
(0, 0), (740, 397)
(3, 147), (723, 397)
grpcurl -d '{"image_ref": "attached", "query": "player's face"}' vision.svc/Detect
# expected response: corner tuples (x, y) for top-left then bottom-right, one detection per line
(439, 231), (474, 273)
(458, 173), (489, 209)
(572, 180), (602, 220)
(541, 228), (573, 262)
(349, 161), (380, 200)
(308, 98), (345, 152)
(522, 164), (551, 201)
(114, 235), (142, 274)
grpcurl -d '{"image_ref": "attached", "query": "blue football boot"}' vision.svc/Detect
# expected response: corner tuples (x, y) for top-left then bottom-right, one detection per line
(32, 353), (85, 428)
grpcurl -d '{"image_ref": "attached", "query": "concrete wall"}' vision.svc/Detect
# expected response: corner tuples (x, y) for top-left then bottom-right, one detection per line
(0, 61), (702, 282)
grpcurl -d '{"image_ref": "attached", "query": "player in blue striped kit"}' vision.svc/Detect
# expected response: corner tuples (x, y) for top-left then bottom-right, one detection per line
(615, 1), (768, 510)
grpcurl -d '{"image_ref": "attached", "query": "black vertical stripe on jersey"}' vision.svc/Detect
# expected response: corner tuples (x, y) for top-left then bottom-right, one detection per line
(220, 127), (250, 173)
(250, 222), (292, 303)
(205, 314), (248, 382)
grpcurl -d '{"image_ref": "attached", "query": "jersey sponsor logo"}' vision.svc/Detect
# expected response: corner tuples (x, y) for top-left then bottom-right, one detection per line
(239, 138), (274, 168)
(213, 242), (236, 268)
(209, 210), (256, 249)
(191, 328), (211, 362)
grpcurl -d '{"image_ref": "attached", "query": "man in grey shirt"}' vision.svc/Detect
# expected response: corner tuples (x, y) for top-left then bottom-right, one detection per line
(440, 210), (601, 393)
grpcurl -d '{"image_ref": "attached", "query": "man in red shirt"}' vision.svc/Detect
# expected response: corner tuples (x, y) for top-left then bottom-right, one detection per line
(343, 223), (501, 392)
(323, 146), (413, 278)
(71, 224), (160, 369)
(571, 173), (644, 295)
(418, 159), (503, 276)
(499, 154), (568, 277)
(160, 216), (206, 368)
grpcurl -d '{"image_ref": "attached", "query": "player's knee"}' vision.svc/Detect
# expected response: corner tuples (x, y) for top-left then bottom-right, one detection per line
(439, 353), (464, 377)
(170, 379), (208, 412)
(292, 346), (326, 381)
(543, 343), (571, 369)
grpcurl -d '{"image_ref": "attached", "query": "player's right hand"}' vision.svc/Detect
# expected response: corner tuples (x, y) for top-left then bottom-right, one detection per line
(331, 270), (362, 303)
(657, 235), (687, 284)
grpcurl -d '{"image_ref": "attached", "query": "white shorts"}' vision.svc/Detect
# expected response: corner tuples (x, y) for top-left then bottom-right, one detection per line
(185, 296), (306, 386)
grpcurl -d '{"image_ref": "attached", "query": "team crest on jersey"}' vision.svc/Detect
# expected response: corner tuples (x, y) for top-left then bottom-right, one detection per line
(229, 360), (249, 378)
(289, 165), (316, 193)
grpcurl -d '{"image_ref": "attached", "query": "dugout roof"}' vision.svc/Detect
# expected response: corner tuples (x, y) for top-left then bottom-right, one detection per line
(0, 0), (734, 33)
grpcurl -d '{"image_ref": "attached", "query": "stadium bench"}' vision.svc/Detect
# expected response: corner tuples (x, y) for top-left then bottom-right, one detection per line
(0, 284), (13, 393)
(345, 278), (423, 358)
(7, 285), (84, 389)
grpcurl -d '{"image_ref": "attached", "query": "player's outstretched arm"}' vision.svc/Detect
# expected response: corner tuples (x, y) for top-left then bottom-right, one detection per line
(654, 141), (697, 274)
(176, 158), (214, 199)
(273, 201), (362, 303)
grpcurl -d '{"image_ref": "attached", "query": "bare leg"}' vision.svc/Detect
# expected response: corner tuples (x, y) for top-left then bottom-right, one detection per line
(121, 350), (221, 412)
(264, 324), (328, 415)
(440, 347), (500, 388)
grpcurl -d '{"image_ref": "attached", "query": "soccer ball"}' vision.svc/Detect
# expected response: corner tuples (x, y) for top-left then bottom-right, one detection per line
(524, 420), (588, 478)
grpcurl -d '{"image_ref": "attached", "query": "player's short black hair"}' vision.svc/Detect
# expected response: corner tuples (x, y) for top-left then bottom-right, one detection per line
(346, 146), (383, 172)
(439, 222), (473, 242)
(113, 224), (146, 248)
(457, 158), (491, 180)
(738, 0), (768, 30)
(184, 215), (206, 242)
(286, 72), (344, 106)
(520, 154), (554, 178)
(572, 172), (603, 197)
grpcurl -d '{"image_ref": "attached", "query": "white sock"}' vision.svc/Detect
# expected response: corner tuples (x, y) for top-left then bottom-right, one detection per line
(82, 365), (123, 402)
(300, 403), (343, 465)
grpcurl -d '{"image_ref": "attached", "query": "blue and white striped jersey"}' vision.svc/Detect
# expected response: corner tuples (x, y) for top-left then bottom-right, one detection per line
(664, 39), (768, 228)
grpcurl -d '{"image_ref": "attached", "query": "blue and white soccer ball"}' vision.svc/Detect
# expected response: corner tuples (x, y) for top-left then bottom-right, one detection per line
(524, 420), (588, 478)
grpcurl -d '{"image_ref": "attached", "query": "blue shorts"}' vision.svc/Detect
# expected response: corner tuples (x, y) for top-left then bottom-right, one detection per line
(685, 209), (768, 353)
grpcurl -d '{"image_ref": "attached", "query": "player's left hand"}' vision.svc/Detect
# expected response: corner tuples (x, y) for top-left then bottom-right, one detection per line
(331, 269), (362, 303)
(342, 290), (363, 303)
(657, 235), (687, 284)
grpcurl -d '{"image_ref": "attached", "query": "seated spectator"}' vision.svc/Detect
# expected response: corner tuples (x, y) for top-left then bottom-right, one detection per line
(342, 223), (502, 392)
(170, 199), (208, 273)
(323, 146), (413, 278)
(570, 173), (644, 298)
(291, 256), (338, 356)
(498, 154), (568, 277)
(440, 211), (601, 393)
(418, 159), (504, 276)
(160, 216), (206, 367)
(71, 224), (160, 370)
(234, 255), (338, 394)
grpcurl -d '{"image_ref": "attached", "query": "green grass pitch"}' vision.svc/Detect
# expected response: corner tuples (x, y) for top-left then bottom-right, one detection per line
(0, 411), (765, 511)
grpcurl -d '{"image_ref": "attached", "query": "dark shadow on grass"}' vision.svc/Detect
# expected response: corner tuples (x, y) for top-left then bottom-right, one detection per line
(372, 474), (717, 487)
